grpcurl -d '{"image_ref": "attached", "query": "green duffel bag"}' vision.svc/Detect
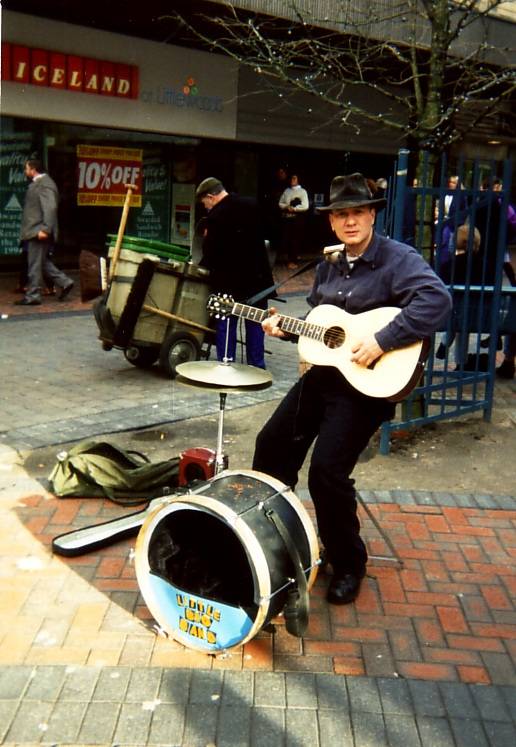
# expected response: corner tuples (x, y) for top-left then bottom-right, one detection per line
(49, 439), (180, 505)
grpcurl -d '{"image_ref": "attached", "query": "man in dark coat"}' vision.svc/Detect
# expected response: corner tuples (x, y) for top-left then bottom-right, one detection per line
(253, 173), (452, 605)
(196, 177), (274, 368)
(15, 158), (74, 306)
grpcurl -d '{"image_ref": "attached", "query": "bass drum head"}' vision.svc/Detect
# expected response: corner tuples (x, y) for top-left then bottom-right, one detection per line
(135, 469), (319, 653)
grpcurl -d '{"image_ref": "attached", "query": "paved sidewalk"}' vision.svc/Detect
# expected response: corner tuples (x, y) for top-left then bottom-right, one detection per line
(1, 269), (515, 745)
(1, 666), (515, 746)
(0, 265), (315, 451)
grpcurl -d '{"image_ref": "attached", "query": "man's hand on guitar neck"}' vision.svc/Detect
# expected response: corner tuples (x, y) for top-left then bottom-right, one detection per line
(350, 334), (384, 368)
(263, 307), (288, 338)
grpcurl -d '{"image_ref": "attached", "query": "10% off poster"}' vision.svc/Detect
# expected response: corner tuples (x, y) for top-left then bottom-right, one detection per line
(76, 145), (142, 207)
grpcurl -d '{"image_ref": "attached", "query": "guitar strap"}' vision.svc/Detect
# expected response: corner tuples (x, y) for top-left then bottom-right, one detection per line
(246, 259), (318, 306)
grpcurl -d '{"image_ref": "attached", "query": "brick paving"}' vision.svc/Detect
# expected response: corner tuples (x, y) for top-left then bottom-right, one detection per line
(3, 488), (513, 688)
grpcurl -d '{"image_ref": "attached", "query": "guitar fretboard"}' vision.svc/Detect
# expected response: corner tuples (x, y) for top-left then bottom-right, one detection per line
(232, 302), (325, 341)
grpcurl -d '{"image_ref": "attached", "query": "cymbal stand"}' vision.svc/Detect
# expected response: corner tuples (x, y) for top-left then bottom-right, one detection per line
(215, 319), (231, 473)
(215, 391), (228, 474)
(222, 317), (233, 365)
(356, 492), (403, 567)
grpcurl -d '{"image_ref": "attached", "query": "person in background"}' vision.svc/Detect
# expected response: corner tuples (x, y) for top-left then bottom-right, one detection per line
(489, 178), (516, 379)
(196, 177), (274, 368)
(402, 177), (418, 248)
(488, 178), (516, 284)
(435, 175), (468, 276)
(15, 246), (56, 296)
(253, 173), (451, 606)
(15, 158), (74, 306)
(278, 173), (310, 269)
(437, 177), (502, 370)
(497, 336), (516, 379)
(444, 175), (459, 219)
(264, 165), (289, 264)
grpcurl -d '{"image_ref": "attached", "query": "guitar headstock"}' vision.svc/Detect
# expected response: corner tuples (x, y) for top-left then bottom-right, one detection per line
(207, 293), (235, 319)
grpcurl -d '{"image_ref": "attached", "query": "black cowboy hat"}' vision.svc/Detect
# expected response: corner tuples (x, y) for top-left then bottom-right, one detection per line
(316, 173), (387, 212)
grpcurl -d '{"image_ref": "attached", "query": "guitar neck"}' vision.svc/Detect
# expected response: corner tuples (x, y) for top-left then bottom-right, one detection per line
(232, 302), (323, 340)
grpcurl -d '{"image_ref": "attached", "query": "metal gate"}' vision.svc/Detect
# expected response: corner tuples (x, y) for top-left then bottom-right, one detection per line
(379, 149), (515, 454)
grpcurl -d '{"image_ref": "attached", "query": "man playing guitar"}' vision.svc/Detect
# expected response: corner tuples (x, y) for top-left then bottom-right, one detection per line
(252, 173), (452, 605)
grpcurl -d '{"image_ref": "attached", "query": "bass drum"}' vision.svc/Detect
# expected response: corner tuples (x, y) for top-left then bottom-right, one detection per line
(135, 469), (320, 652)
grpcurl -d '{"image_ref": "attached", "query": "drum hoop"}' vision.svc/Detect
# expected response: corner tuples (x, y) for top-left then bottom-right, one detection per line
(135, 497), (271, 648)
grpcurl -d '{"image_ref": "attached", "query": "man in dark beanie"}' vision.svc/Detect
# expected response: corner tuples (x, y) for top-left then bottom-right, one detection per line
(253, 173), (452, 605)
(196, 177), (274, 368)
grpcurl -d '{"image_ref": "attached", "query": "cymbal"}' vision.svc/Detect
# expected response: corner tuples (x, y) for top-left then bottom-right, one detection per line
(175, 375), (271, 394)
(176, 360), (272, 388)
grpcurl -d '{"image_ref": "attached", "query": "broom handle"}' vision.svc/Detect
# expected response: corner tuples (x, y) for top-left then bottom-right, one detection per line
(109, 183), (136, 281)
(142, 304), (214, 334)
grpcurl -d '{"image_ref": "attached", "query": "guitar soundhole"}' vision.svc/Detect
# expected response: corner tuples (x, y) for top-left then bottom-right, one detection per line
(323, 326), (345, 349)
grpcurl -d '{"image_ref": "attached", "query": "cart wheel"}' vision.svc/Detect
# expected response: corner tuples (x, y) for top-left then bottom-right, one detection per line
(124, 345), (160, 368)
(160, 332), (201, 378)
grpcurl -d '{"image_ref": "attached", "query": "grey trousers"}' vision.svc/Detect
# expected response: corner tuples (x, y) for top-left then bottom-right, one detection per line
(25, 239), (72, 302)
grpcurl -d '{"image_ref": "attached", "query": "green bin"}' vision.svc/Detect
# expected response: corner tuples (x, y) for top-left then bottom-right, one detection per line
(107, 234), (190, 263)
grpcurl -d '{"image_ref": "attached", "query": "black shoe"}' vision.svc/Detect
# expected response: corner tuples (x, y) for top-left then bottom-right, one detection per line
(460, 353), (489, 372)
(58, 282), (74, 301)
(14, 298), (41, 306)
(480, 335), (502, 350)
(327, 571), (365, 605)
(496, 359), (515, 379)
(435, 342), (447, 360)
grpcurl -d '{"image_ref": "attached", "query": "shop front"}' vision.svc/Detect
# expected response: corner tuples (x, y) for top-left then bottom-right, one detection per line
(1, 10), (241, 269)
(1, 10), (398, 271)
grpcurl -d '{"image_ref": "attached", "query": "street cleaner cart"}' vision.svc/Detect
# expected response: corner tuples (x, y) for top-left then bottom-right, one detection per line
(94, 234), (213, 377)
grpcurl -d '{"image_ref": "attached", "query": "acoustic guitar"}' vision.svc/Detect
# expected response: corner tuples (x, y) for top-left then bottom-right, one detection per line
(207, 294), (428, 401)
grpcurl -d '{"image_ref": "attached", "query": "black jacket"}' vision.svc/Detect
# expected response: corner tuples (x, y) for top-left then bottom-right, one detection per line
(200, 193), (274, 302)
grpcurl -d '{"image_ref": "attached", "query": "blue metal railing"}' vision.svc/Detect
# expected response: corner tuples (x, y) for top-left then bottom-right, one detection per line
(379, 149), (513, 454)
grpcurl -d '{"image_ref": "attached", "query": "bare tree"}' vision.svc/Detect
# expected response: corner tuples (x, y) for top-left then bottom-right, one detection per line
(168, 0), (515, 157)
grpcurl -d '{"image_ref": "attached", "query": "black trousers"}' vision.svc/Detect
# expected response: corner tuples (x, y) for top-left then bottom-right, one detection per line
(281, 215), (305, 262)
(253, 366), (395, 575)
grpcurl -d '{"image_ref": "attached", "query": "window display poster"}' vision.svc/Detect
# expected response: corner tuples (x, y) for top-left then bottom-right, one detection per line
(76, 144), (143, 206)
(0, 133), (35, 255)
(127, 154), (170, 242)
(171, 183), (196, 247)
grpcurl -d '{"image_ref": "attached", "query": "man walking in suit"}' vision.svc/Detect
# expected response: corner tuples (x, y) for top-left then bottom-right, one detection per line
(15, 158), (74, 306)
